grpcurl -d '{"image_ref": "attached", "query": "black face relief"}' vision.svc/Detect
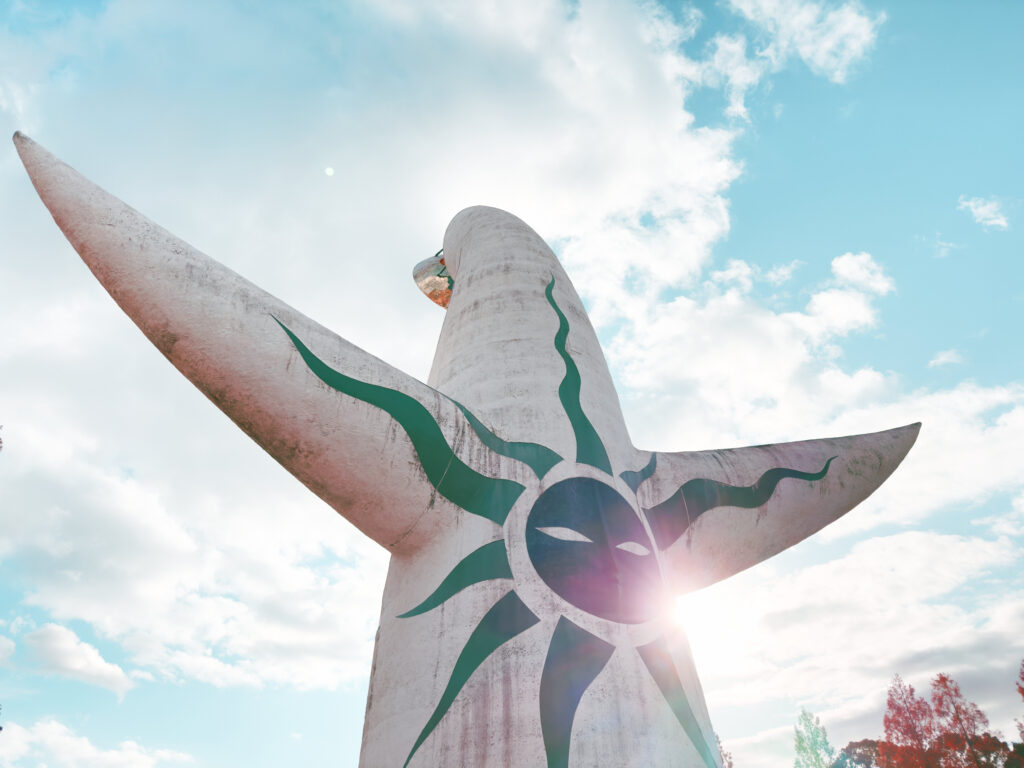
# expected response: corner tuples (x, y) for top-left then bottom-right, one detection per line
(526, 477), (660, 624)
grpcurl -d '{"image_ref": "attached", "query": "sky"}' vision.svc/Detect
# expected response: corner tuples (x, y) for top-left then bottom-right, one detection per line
(0, 1), (1021, 766)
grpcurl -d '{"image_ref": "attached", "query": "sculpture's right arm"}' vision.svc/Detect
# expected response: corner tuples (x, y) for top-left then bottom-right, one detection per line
(14, 132), (459, 553)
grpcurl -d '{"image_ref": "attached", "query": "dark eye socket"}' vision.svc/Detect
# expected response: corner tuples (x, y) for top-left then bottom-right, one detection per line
(536, 526), (593, 544)
(615, 541), (651, 556)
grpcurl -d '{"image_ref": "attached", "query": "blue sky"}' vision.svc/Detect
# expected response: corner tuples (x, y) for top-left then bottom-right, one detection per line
(0, 1), (1021, 767)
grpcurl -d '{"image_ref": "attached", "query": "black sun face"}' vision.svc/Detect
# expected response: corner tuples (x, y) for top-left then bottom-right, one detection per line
(526, 477), (659, 625)
(279, 275), (836, 768)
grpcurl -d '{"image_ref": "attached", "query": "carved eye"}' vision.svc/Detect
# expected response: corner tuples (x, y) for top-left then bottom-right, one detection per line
(615, 541), (650, 556)
(536, 526), (593, 543)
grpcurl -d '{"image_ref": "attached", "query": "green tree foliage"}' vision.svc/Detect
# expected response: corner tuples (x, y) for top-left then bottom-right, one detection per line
(796, 709), (837, 768)
(835, 739), (881, 767)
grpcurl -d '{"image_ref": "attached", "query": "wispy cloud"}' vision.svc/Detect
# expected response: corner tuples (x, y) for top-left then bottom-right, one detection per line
(727, 0), (885, 83)
(916, 232), (960, 258)
(23, 624), (134, 697)
(972, 491), (1024, 538)
(935, 234), (959, 258)
(958, 195), (1009, 230)
(929, 349), (963, 368)
(0, 635), (14, 664)
(701, 34), (768, 121)
(0, 718), (193, 767)
(695, 0), (883, 121)
(831, 251), (894, 295)
(683, 530), (1023, 768)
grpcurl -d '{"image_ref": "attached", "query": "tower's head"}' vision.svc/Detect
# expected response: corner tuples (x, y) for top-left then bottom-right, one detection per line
(413, 249), (453, 308)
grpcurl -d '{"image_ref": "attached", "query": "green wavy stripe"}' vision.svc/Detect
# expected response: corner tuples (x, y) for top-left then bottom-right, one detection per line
(638, 637), (719, 768)
(404, 590), (540, 767)
(620, 452), (658, 493)
(644, 457), (837, 550)
(398, 539), (512, 618)
(544, 278), (612, 475)
(539, 617), (615, 768)
(453, 401), (562, 479)
(275, 318), (524, 526)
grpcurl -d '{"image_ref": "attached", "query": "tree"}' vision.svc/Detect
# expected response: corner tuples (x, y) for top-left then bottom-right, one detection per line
(1016, 659), (1024, 744)
(796, 709), (837, 768)
(930, 673), (1005, 768)
(716, 733), (734, 768)
(879, 675), (939, 768)
(1007, 659), (1024, 768)
(835, 739), (881, 767)
(878, 672), (1010, 768)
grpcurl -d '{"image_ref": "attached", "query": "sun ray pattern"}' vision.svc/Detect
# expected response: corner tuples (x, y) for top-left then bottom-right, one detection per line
(453, 400), (563, 478)
(277, 279), (838, 767)
(397, 539), (512, 618)
(403, 590), (541, 768)
(638, 637), (719, 768)
(620, 452), (658, 493)
(643, 457), (837, 550)
(274, 317), (524, 525)
(539, 617), (616, 768)
(544, 278), (612, 475)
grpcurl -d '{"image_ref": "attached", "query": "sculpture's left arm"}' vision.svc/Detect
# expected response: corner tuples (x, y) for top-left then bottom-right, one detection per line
(633, 423), (920, 594)
(14, 132), (488, 554)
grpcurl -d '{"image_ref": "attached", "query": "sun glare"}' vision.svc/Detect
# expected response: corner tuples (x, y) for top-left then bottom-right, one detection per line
(672, 590), (746, 676)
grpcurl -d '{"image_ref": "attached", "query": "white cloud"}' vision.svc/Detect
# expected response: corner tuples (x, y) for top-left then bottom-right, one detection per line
(701, 34), (769, 121)
(973, 491), (1024, 538)
(831, 251), (894, 295)
(0, 79), (33, 123)
(0, 635), (14, 664)
(680, 530), (1024, 768)
(765, 259), (802, 284)
(0, 410), (389, 690)
(612, 251), (895, 452)
(712, 260), (798, 292)
(928, 349), (963, 367)
(0, 718), (192, 768)
(24, 624), (134, 697)
(958, 195), (1009, 230)
(608, 233), (1024, 543)
(8, 616), (35, 636)
(822, 383), (1024, 535)
(693, 1), (885, 118)
(8, 5), (1017, 766)
(935, 234), (958, 259)
(720, 724), (794, 768)
(803, 287), (878, 338)
(727, 0), (886, 83)
(711, 259), (757, 292)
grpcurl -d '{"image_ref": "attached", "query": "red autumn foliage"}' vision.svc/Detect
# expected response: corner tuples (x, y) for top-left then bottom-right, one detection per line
(1014, 658), (1024, 765)
(931, 673), (996, 768)
(877, 672), (1012, 768)
(879, 675), (940, 768)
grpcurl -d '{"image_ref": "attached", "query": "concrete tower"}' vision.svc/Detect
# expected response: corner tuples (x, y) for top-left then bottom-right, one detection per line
(15, 133), (918, 768)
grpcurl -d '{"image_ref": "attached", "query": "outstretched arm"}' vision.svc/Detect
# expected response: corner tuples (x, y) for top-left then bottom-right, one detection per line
(630, 423), (920, 594)
(14, 132), (507, 553)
